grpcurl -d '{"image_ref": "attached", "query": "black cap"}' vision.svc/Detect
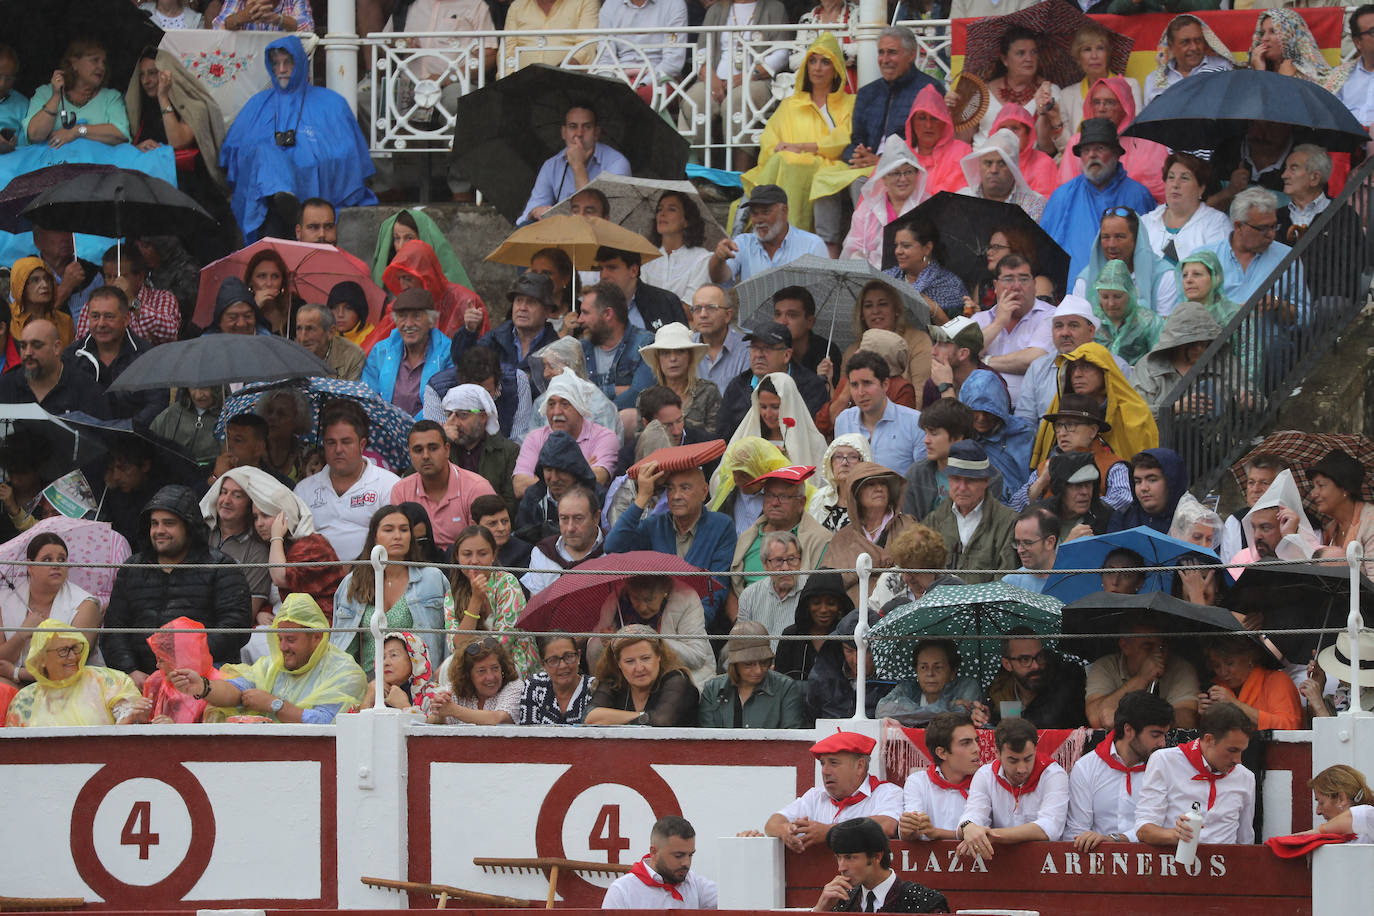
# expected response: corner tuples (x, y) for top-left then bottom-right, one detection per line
(506, 271), (555, 310)
(742, 184), (788, 208)
(744, 321), (792, 348)
(1073, 118), (1125, 157)
(826, 817), (890, 856)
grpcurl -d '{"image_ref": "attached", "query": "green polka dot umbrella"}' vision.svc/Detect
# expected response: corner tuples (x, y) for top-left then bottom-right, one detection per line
(868, 581), (1064, 689)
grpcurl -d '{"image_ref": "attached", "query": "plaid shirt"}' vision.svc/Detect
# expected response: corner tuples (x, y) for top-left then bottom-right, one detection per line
(77, 283), (180, 345)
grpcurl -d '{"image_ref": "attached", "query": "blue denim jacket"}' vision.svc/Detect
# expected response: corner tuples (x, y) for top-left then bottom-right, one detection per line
(330, 565), (450, 672)
(582, 327), (657, 409)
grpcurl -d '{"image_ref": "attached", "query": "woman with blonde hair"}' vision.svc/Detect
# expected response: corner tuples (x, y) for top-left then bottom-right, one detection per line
(638, 323), (722, 433)
(1304, 764), (1374, 842)
(1038, 22), (1141, 157)
(824, 279), (932, 394)
(584, 624), (699, 727)
(23, 37), (130, 146)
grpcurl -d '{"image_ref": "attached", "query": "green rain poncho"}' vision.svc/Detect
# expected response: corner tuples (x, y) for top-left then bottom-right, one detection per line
(5, 621), (140, 727)
(1093, 259), (1163, 367)
(370, 208), (472, 289)
(1179, 249), (1257, 385)
(232, 594), (366, 723)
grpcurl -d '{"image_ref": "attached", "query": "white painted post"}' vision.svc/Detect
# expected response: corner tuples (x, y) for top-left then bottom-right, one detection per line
(1313, 844), (1374, 916)
(714, 836), (785, 909)
(852, 553), (873, 720)
(335, 710), (412, 908)
(856, 0), (884, 87)
(325, 0), (359, 114)
(1346, 541), (1365, 714)
(370, 544), (387, 707)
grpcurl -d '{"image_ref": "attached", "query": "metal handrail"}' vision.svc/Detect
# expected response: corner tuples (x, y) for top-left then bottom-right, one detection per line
(1156, 153), (1374, 494)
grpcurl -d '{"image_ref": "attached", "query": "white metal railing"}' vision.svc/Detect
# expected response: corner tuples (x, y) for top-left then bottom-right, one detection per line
(358, 22), (954, 164)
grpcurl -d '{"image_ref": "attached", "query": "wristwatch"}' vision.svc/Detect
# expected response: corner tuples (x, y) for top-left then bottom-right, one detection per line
(269, 697), (284, 715)
(77, 125), (87, 137)
(957, 819), (974, 840)
(937, 382), (954, 393)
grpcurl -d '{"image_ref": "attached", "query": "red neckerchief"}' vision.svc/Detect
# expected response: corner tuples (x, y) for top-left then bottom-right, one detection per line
(630, 855), (683, 901)
(832, 774), (882, 812)
(1095, 731), (1147, 795)
(992, 754), (1053, 807)
(1179, 739), (1226, 810)
(927, 764), (972, 799)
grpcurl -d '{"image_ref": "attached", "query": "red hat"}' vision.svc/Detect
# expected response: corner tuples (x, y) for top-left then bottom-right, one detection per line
(628, 439), (728, 481)
(748, 465), (816, 487)
(1263, 832), (1355, 858)
(810, 729), (876, 758)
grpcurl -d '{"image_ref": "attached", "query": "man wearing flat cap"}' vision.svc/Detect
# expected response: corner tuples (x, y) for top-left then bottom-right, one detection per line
(919, 441), (1017, 584)
(756, 730), (903, 852)
(716, 321), (830, 439)
(813, 817), (949, 913)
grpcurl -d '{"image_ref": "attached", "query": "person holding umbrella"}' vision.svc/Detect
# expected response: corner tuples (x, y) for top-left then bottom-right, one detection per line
(22, 38), (130, 148)
(588, 574), (713, 688)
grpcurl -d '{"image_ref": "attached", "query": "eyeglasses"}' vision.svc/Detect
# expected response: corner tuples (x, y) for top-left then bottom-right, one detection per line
(763, 554), (802, 569)
(1356, 27), (1374, 38)
(985, 242), (1010, 255)
(464, 636), (501, 657)
(762, 491), (802, 504)
(688, 304), (724, 314)
(1005, 650), (1050, 667)
(995, 274), (1034, 286)
(542, 651), (580, 668)
(1242, 220), (1278, 235)
(830, 452), (862, 466)
(1011, 536), (1046, 549)
(886, 168), (920, 180)
(1052, 420), (1087, 431)
(1102, 206), (1135, 219)
(46, 644), (81, 659)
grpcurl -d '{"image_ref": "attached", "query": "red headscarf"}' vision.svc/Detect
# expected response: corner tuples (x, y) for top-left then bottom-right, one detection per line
(382, 239), (489, 337)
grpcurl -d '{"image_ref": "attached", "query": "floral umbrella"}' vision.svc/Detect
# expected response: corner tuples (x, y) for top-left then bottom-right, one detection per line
(869, 581), (1064, 689)
(215, 376), (414, 473)
(0, 517), (131, 606)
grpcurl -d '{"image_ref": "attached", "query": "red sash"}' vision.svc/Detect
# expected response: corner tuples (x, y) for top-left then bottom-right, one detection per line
(833, 774), (882, 812)
(993, 754), (1053, 805)
(1180, 739), (1225, 810)
(927, 764), (972, 799)
(630, 855), (683, 901)
(1095, 731), (1147, 795)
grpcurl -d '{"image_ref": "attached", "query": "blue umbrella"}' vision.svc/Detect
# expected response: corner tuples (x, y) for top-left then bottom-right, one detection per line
(1043, 525), (1222, 604)
(1124, 69), (1370, 153)
(215, 377), (414, 473)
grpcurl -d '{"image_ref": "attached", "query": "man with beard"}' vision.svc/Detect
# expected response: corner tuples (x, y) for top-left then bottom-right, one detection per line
(1065, 691), (1175, 849)
(442, 383), (519, 518)
(1040, 120), (1155, 283)
(1230, 468), (1319, 565)
(603, 816), (717, 909)
(707, 185), (827, 285)
(813, 817), (948, 913)
(295, 198), (338, 245)
(578, 280), (656, 409)
(901, 712), (981, 841)
(1086, 619), (1199, 732)
(392, 420), (495, 552)
(986, 627), (1087, 728)
(956, 717), (1070, 859)
(31, 226), (101, 320)
(0, 319), (110, 417)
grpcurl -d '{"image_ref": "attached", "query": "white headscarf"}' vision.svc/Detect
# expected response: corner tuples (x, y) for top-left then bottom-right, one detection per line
(200, 466), (315, 539)
(959, 128), (1033, 199)
(726, 371), (827, 469)
(1241, 469), (1319, 561)
(441, 383), (499, 435)
(861, 134), (929, 205)
(807, 433), (874, 521)
(541, 367), (594, 422)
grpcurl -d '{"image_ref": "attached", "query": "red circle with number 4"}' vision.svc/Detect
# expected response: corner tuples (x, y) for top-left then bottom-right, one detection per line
(70, 763), (215, 904)
(535, 764), (681, 904)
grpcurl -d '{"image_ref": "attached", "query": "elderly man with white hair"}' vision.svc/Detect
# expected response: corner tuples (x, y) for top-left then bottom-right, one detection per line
(1198, 187), (1308, 308)
(512, 368), (620, 499)
(441, 383), (521, 519)
(1277, 144), (1333, 236)
(1014, 296), (1130, 424)
(361, 288), (454, 419)
(957, 129), (1046, 221)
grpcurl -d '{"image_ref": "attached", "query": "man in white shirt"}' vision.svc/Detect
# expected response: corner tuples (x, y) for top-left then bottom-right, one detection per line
(1134, 702), (1257, 847)
(757, 730), (903, 851)
(1333, 6), (1374, 132)
(597, 0), (689, 85)
(973, 254), (1053, 406)
(522, 486), (605, 594)
(956, 717), (1070, 860)
(603, 815), (717, 909)
(1064, 691), (1174, 850)
(295, 401), (401, 562)
(900, 712), (980, 841)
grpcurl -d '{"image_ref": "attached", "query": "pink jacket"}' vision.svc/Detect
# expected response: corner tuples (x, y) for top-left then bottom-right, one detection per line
(905, 84), (972, 196)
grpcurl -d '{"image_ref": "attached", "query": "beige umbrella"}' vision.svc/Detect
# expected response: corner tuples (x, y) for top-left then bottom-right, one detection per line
(485, 215), (662, 271)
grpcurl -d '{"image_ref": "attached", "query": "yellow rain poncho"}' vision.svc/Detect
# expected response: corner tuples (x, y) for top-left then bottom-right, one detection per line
(1030, 342), (1159, 469)
(5, 621), (140, 727)
(232, 594), (365, 723)
(708, 436), (816, 511)
(740, 32), (855, 231)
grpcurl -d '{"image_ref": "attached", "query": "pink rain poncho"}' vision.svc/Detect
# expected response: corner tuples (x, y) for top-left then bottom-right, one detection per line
(904, 84), (972, 197)
(989, 102), (1059, 199)
(142, 616), (220, 724)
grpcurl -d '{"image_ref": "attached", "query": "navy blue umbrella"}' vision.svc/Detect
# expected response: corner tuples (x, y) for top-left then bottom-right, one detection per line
(1124, 69), (1370, 153)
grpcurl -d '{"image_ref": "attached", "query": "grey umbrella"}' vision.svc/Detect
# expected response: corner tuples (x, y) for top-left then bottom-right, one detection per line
(543, 174), (729, 252)
(109, 335), (335, 391)
(737, 255), (931, 356)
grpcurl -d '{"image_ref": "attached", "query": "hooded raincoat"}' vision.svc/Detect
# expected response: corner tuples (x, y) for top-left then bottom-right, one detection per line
(6, 621), (141, 727)
(1092, 259), (1163, 366)
(840, 134), (928, 267)
(371, 209), (472, 289)
(775, 570), (854, 682)
(741, 33), (855, 232)
(1106, 447), (1188, 534)
(962, 368), (1036, 499)
(1179, 249), (1241, 327)
(807, 433), (874, 530)
(725, 371), (828, 469)
(219, 36), (377, 241)
(1031, 342), (1159, 469)
(1073, 211), (1181, 319)
(142, 616), (219, 724)
(822, 462), (920, 606)
(1130, 302), (1224, 417)
(230, 594), (366, 723)
(1058, 78), (1169, 203)
(380, 239), (488, 338)
(514, 429), (600, 543)
(9, 258), (74, 346)
(905, 84), (973, 197)
(988, 103), (1058, 199)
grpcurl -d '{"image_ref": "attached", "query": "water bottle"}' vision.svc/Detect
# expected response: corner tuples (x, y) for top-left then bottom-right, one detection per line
(1175, 802), (1205, 868)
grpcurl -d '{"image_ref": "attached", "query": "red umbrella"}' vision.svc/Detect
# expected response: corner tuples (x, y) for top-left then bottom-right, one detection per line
(963, 5), (1133, 87)
(516, 552), (716, 632)
(193, 239), (386, 329)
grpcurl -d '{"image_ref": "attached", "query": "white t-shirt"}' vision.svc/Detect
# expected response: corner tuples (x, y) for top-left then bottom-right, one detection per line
(1351, 804), (1373, 843)
(1132, 744), (1255, 845)
(902, 767), (969, 837)
(294, 459), (402, 562)
(1062, 742), (1144, 842)
(602, 857), (718, 909)
(776, 776), (904, 825)
(962, 759), (1069, 840)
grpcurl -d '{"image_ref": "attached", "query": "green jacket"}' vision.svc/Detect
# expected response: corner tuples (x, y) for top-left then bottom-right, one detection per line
(921, 496), (1019, 584)
(474, 432), (521, 519)
(698, 669), (805, 729)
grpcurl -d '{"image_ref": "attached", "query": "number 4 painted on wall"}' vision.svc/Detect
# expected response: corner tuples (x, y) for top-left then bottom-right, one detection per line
(588, 804), (630, 864)
(121, 801), (160, 860)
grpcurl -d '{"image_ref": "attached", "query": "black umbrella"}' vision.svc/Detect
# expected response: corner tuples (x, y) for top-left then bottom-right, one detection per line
(451, 65), (690, 223)
(1124, 69), (1371, 154)
(0, 404), (108, 483)
(0, 163), (120, 233)
(1224, 563), (1374, 663)
(109, 335), (336, 391)
(0, 0), (162, 98)
(1062, 590), (1247, 663)
(882, 192), (1070, 295)
(21, 169), (215, 240)
(61, 413), (205, 488)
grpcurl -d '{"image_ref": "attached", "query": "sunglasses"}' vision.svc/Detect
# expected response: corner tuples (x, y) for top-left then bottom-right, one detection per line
(464, 636), (501, 657)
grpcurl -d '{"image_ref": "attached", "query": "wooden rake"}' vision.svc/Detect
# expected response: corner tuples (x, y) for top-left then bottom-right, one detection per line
(361, 875), (533, 909)
(472, 856), (632, 909)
